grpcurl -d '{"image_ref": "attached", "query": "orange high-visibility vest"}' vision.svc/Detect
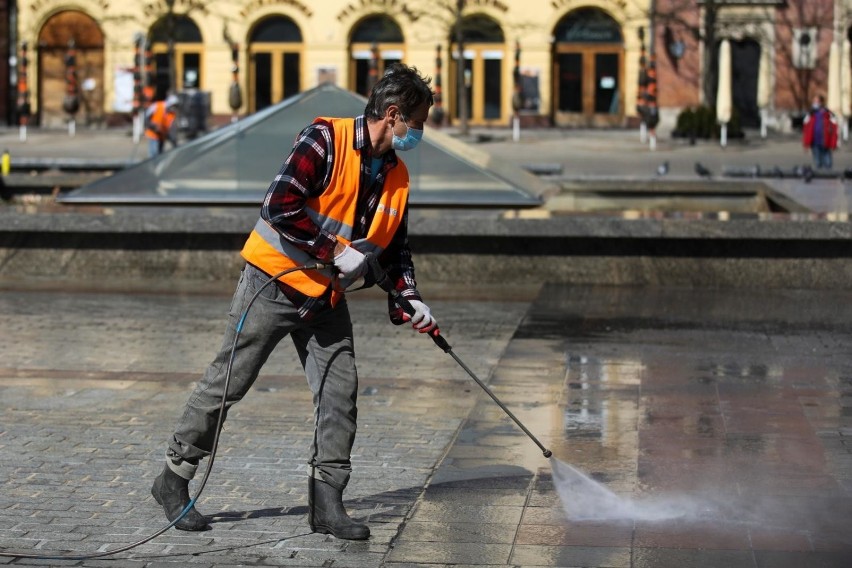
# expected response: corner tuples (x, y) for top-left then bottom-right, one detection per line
(241, 117), (409, 305)
(144, 101), (175, 141)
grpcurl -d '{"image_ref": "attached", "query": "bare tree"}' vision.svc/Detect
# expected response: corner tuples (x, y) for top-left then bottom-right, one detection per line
(651, 0), (729, 106)
(452, 0), (469, 136)
(419, 0), (482, 136)
(410, 1), (470, 135)
(652, 0), (835, 112)
(142, 0), (211, 94)
(772, 0), (834, 112)
(384, 0), (538, 136)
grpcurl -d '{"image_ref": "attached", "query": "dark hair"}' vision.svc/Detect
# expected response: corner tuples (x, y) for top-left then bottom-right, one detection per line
(364, 63), (435, 121)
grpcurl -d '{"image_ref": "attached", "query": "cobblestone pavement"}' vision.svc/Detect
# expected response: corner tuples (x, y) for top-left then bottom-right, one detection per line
(1, 278), (851, 567)
(0, 279), (534, 566)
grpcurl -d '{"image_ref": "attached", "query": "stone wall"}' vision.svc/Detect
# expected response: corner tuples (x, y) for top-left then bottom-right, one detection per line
(1, 209), (850, 289)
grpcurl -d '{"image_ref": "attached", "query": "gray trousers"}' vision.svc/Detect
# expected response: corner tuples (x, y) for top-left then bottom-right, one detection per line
(166, 263), (358, 490)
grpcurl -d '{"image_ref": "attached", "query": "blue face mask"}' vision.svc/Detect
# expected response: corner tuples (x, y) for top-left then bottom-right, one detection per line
(392, 119), (423, 152)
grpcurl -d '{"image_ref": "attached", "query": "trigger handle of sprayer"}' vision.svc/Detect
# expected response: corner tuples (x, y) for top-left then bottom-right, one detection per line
(363, 252), (390, 291)
(364, 253), (451, 352)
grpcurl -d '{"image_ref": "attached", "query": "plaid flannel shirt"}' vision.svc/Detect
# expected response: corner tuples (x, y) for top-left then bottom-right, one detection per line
(258, 115), (422, 320)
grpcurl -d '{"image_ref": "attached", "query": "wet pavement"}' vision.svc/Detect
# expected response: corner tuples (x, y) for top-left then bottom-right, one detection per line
(0, 278), (850, 567)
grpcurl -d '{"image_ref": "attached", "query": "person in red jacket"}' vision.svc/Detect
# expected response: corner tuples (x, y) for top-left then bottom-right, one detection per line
(802, 94), (839, 170)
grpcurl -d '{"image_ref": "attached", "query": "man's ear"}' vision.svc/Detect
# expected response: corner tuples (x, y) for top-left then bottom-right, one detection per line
(386, 104), (401, 123)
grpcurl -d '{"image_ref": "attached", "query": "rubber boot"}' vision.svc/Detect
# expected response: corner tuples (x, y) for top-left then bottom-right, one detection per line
(308, 477), (370, 540)
(151, 465), (209, 531)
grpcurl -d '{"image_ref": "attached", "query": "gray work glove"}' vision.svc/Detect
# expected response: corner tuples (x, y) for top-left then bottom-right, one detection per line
(404, 299), (437, 333)
(333, 245), (368, 279)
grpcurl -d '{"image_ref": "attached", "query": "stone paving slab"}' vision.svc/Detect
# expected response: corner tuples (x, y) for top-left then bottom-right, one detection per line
(0, 283), (530, 566)
(1, 280), (851, 567)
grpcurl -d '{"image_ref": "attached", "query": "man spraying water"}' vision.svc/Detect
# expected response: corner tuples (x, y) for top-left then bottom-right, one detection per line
(151, 64), (438, 540)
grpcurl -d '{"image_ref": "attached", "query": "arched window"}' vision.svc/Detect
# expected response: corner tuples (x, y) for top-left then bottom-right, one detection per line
(37, 10), (105, 127)
(554, 8), (623, 44)
(248, 15), (303, 112)
(552, 8), (624, 126)
(450, 14), (505, 124)
(349, 15), (404, 96)
(457, 14), (504, 43)
(149, 15), (203, 99)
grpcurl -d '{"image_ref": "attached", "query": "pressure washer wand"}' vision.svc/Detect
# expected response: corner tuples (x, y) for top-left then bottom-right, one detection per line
(364, 254), (552, 458)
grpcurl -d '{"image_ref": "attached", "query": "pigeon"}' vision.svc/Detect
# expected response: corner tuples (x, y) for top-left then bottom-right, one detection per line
(771, 166), (784, 178)
(802, 165), (814, 183)
(843, 167), (852, 180)
(750, 164), (761, 178)
(695, 162), (712, 178)
(656, 161), (669, 176)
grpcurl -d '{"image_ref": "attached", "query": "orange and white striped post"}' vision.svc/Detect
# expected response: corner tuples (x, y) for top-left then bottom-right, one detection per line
(63, 39), (81, 136)
(431, 44), (445, 126)
(16, 41), (30, 142)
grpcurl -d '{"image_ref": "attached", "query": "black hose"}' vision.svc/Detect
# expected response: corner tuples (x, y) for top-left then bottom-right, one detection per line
(0, 263), (326, 561)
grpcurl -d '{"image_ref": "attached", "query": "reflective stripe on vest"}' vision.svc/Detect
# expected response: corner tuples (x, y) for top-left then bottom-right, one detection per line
(240, 117), (409, 301)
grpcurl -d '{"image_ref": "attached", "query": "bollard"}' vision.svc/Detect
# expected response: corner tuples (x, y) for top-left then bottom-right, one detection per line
(1, 149), (10, 176)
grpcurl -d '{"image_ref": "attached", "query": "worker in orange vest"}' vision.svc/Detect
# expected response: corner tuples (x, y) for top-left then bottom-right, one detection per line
(151, 64), (437, 539)
(144, 94), (180, 157)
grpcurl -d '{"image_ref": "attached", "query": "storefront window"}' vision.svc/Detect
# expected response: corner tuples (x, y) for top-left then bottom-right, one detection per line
(37, 10), (105, 127)
(349, 15), (404, 96)
(149, 15), (203, 99)
(450, 14), (505, 125)
(552, 8), (624, 126)
(248, 16), (303, 112)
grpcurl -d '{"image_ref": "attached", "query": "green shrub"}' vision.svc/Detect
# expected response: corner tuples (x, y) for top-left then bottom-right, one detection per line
(674, 107), (695, 136)
(673, 104), (745, 139)
(694, 105), (716, 138)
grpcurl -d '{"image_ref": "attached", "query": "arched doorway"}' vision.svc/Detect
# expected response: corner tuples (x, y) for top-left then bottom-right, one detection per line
(711, 38), (761, 129)
(552, 8), (624, 127)
(37, 10), (105, 128)
(349, 15), (404, 96)
(248, 15), (303, 112)
(450, 14), (505, 125)
(149, 15), (203, 99)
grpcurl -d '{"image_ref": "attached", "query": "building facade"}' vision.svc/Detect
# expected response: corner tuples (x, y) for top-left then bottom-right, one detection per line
(4, 0), (851, 132)
(1, 0), (13, 125)
(655, 0), (852, 132)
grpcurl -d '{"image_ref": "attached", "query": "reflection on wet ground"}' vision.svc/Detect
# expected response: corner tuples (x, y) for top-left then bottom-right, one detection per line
(520, 285), (850, 565)
(399, 284), (851, 566)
